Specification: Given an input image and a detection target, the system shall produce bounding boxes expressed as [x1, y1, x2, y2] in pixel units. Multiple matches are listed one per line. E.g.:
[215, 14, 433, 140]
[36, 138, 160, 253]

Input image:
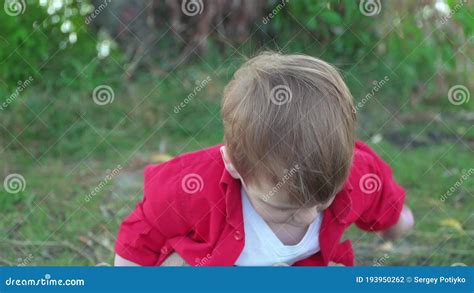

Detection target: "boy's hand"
[379, 205, 414, 240]
[160, 252, 190, 266]
[273, 262, 345, 266]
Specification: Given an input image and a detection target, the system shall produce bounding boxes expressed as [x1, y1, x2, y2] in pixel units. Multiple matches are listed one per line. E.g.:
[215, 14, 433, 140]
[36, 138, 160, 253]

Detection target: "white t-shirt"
[235, 187, 322, 266]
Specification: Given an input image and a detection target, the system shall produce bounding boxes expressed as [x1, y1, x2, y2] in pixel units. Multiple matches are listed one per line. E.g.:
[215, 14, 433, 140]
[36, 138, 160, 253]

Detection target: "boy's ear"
[220, 146, 241, 179]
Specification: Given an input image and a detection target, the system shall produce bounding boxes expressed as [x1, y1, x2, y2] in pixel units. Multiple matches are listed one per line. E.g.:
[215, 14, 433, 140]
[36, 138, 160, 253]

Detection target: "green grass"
[346, 142, 474, 266]
[2, 141, 472, 266]
[1, 60, 473, 266]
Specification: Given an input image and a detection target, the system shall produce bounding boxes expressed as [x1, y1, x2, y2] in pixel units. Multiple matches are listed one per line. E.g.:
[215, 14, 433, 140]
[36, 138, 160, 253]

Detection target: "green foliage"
[265, 0, 473, 111]
[268, 0, 378, 58]
[0, 0, 121, 94]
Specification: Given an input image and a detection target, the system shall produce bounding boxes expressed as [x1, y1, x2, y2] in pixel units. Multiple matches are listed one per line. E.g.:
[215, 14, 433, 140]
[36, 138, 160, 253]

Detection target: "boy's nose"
[293, 208, 319, 225]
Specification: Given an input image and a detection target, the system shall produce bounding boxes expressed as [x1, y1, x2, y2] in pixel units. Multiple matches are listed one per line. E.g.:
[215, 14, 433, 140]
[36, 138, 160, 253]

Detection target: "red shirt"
[115, 141, 406, 266]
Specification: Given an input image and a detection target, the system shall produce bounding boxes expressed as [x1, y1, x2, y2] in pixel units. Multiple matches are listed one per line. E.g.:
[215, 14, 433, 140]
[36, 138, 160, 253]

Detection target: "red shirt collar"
[219, 166, 243, 228]
[329, 180, 354, 224]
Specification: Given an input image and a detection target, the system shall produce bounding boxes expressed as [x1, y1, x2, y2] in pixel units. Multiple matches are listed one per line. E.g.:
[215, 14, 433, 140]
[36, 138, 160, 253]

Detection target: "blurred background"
[0, 0, 473, 266]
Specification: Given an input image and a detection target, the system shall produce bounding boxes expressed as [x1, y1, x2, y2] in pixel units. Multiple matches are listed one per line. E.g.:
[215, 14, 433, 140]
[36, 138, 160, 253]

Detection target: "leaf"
[320, 10, 343, 25]
[150, 153, 173, 163]
[306, 17, 318, 30]
[376, 241, 394, 252]
[439, 218, 464, 233]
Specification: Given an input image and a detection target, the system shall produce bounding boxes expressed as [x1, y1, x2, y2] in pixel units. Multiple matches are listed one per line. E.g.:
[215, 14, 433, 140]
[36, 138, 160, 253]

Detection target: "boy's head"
[220, 52, 356, 225]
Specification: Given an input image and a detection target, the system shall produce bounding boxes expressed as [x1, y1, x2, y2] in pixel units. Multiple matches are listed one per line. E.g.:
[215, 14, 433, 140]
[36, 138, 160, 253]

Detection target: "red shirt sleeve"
[354, 142, 406, 232]
[115, 162, 190, 266]
[115, 201, 168, 266]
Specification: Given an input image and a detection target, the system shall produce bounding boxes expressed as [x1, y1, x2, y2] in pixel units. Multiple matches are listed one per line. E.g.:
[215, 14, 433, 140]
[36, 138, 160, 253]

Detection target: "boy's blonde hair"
[221, 52, 356, 206]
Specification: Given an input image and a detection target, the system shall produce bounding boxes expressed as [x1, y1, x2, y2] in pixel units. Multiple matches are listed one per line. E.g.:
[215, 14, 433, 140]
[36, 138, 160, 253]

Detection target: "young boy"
[114, 52, 414, 266]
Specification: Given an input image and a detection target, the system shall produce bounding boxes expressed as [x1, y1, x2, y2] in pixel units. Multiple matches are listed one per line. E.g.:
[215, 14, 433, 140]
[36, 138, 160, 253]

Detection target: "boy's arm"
[353, 141, 411, 236]
[379, 205, 414, 240]
[115, 163, 192, 266]
[114, 254, 140, 266]
[114, 252, 189, 266]
[159, 252, 190, 266]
